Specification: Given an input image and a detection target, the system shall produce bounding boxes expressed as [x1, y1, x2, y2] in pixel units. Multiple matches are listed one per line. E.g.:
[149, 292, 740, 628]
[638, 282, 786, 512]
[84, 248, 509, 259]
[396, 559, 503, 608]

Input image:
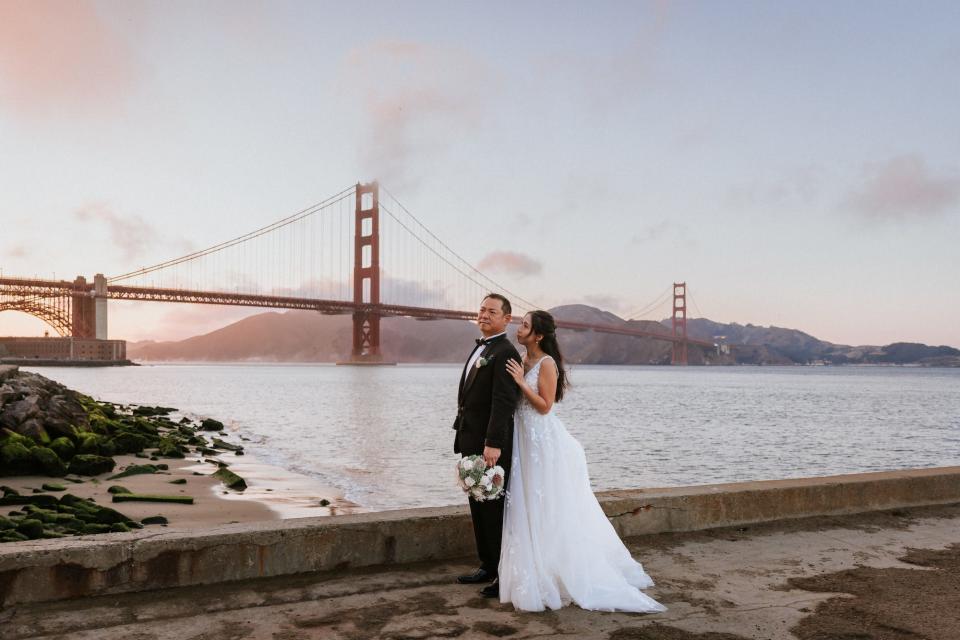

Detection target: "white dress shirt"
[466, 331, 506, 373]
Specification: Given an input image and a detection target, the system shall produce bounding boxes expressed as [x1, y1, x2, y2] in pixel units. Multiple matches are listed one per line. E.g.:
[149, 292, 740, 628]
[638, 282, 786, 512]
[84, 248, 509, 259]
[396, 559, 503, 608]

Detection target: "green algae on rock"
[112, 494, 195, 505]
[213, 466, 248, 491]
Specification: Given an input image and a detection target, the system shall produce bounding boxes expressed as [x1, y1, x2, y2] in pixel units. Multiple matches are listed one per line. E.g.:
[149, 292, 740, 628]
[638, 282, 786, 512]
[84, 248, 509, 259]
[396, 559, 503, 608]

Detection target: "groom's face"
[478, 297, 511, 337]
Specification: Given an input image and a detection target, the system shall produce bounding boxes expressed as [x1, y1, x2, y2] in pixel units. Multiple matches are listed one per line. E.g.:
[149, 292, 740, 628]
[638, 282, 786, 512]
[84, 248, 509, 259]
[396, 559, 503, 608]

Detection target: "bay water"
[24, 364, 960, 512]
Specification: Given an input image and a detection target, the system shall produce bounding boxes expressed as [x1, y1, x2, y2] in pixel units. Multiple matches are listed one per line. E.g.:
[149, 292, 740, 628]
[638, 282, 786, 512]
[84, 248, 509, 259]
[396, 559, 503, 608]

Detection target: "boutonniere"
[476, 355, 495, 369]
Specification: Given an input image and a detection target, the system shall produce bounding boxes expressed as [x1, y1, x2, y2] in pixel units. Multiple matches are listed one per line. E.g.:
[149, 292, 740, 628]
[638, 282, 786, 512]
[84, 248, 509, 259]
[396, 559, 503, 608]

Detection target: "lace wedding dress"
[499, 355, 666, 613]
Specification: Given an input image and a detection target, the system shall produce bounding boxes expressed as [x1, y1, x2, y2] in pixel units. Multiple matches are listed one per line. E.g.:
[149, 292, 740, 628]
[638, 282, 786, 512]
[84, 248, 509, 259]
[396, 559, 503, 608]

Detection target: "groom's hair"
[483, 293, 512, 315]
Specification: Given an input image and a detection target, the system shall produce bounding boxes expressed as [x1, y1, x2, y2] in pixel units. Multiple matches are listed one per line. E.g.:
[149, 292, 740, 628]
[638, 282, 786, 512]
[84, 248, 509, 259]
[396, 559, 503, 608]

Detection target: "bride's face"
[516, 313, 539, 347]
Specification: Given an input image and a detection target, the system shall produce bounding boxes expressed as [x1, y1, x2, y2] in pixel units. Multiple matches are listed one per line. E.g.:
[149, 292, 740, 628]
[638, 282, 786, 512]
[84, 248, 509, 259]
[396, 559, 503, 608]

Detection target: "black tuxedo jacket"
[452, 334, 521, 455]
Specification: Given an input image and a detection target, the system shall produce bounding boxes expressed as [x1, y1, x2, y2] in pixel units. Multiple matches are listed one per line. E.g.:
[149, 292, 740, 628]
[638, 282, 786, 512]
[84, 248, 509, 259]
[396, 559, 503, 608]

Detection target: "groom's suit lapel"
[462, 345, 489, 397]
[463, 334, 505, 397]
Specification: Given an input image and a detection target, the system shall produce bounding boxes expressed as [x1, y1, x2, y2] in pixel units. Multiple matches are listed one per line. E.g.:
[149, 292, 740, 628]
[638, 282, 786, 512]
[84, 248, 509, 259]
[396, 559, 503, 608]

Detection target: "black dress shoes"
[456, 568, 496, 584]
[480, 579, 500, 598]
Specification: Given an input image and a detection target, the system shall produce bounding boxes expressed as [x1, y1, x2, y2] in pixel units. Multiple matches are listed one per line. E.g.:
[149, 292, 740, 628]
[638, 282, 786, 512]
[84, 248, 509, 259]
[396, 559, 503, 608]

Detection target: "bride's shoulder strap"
[538, 354, 557, 373]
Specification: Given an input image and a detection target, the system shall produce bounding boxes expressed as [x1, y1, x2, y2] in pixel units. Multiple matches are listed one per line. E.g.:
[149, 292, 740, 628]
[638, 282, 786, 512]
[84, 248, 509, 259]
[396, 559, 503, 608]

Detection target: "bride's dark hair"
[528, 310, 569, 402]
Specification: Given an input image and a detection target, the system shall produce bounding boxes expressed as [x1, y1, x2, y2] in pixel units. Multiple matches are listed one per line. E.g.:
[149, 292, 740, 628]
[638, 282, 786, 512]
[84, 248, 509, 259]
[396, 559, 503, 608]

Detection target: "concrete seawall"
[2, 466, 959, 607]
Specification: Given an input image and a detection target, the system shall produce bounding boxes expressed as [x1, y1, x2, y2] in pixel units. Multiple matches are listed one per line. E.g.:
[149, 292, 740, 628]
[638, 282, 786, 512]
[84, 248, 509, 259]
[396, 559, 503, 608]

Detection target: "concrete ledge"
[2, 466, 959, 606]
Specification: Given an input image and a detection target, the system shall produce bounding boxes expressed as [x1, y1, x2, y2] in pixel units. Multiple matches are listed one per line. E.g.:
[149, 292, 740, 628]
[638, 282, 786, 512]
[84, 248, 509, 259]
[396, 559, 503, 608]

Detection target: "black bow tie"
[475, 338, 488, 346]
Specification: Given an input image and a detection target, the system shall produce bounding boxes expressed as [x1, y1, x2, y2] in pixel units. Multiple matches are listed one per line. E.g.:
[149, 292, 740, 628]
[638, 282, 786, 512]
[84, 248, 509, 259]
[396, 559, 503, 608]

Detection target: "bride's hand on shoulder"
[505, 358, 525, 385]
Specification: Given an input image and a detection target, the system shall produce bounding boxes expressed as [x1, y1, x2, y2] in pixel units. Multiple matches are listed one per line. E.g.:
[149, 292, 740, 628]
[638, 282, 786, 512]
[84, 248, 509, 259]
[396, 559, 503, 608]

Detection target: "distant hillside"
[126, 306, 959, 366]
[664, 318, 960, 366]
[127, 305, 720, 365]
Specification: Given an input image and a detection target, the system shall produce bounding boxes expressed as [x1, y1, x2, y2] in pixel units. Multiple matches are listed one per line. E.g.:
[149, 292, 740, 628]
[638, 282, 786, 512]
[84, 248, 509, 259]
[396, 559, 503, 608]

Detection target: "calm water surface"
[25, 364, 960, 511]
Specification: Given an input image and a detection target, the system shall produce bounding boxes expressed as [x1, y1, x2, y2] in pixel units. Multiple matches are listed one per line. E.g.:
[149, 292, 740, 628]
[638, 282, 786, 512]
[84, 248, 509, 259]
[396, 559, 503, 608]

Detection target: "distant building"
[0, 337, 127, 362]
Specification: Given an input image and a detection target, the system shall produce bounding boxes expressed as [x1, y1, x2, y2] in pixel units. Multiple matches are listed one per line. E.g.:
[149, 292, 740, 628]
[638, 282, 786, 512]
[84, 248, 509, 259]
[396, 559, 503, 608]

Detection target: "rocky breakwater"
[0, 365, 248, 543]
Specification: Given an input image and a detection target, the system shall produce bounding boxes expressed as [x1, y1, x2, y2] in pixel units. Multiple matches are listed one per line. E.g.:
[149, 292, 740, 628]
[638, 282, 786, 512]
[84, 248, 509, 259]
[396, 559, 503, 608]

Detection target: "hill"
[127, 306, 959, 366]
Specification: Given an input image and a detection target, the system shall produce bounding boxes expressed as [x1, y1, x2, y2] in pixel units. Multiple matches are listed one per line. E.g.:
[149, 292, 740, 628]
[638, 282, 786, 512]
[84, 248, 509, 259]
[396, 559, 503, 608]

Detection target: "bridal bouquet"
[456, 455, 505, 501]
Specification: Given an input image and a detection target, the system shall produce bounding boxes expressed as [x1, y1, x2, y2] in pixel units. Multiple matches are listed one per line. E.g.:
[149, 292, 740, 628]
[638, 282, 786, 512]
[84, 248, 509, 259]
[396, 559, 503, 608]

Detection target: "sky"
[1, 0, 959, 347]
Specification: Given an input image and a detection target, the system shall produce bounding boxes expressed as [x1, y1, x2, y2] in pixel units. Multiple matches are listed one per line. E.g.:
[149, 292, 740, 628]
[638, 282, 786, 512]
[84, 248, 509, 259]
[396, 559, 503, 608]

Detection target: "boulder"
[200, 418, 225, 431]
[157, 437, 185, 458]
[109, 431, 149, 454]
[213, 466, 247, 491]
[67, 454, 116, 477]
[0, 441, 34, 475]
[15, 518, 43, 539]
[49, 437, 76, 461]
[30, 447, 67, 476]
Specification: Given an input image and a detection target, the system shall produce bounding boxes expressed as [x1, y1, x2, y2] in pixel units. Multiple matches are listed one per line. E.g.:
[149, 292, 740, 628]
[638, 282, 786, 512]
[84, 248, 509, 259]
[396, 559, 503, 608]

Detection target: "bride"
[499, 310, 666, 613]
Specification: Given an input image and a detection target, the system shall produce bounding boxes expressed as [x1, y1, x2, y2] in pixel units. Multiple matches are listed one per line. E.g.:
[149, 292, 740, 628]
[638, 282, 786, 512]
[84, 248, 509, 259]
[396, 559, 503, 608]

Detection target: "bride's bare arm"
[505, 358, 557, 415]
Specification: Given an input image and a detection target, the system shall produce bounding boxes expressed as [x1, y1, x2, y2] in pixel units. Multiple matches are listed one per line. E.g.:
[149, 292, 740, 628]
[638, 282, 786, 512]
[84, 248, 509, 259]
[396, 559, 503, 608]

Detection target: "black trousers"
[469, 495, 505, 574]
[465, 447, 512, 575]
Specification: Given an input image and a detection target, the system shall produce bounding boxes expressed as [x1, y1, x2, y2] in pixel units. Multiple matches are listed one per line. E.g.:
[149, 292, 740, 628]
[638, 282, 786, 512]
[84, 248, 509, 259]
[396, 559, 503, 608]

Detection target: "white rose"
[473, 457, 486, 471]
[464, 476, 476, 488]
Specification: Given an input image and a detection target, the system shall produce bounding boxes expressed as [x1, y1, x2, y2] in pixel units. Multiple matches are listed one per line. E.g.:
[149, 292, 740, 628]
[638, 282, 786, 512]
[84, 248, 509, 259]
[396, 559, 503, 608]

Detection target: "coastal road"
[3, 504, 959, 640]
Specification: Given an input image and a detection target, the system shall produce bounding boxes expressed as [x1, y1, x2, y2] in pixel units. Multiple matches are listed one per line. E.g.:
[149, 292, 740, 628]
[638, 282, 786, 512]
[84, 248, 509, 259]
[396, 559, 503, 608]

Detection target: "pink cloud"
[476, 251, 542, 277]
[340, 40, 494, 190]
[4, 245, 27, 259]
[842, 155, 960, 220]
[0, 1, 135, 116]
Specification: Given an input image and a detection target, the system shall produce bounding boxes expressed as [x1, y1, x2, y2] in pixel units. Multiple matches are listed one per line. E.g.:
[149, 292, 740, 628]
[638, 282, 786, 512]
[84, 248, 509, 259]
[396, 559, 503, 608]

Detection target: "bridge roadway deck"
[1, 277, 714, 347]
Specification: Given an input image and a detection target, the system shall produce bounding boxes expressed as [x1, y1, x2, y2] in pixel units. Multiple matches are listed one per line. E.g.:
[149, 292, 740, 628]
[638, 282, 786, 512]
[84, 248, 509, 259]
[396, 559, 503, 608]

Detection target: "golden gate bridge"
[0, 182, 713, 364]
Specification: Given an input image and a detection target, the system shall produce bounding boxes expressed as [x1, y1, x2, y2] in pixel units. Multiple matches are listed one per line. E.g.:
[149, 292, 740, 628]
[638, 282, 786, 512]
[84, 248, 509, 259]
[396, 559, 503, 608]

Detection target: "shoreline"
[2, 448, 361, 532]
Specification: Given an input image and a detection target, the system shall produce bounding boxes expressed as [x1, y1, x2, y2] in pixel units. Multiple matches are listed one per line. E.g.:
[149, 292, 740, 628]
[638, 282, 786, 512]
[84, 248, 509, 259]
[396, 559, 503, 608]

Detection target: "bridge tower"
[349, 182, 383, 362]
[70, 274, 109, 339]
[671, 282, 688, 365]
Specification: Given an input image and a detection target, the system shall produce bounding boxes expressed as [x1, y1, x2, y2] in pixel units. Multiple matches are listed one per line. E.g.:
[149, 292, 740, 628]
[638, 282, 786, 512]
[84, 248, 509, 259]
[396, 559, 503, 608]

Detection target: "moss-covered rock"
[109, 431, 149, 454]
[107, 464, 159, 480]
[141, 515, 168, 525]
[112, 493, 194, 505]
[0, 515, 15, 530]
[80, 523, 111, 535]
[0, 441, 35, 475]
[133, 405, 176, 416]
[31, 447, 67, 477]
[16, 518, 43, 539]
[211, 437, 243, 452]
[200, 418, 225, 431]
[49, 436, 76, 461]
[213, 466, 247, 491]
[41, 483, 66, 492]
[0, 493, 58, 507]
[157, 437, 185, 458]
[1, 530, 29, 542]
[67, 454, 116, 477]
[107, 485, 131, 494]
[77, 433, 103, 455]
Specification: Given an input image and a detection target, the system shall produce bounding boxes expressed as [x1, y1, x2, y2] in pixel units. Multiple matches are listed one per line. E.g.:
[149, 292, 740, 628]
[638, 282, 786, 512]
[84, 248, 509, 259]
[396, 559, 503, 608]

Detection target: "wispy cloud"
[340, 40, 495, 191]
[0, 1, 137, 117]
[476, 250, 542, 277]
[632, 220, 687, 244]
[74, 203, 191, 262]
[841, 154, 960, 220]
[725, 165, 826, 211]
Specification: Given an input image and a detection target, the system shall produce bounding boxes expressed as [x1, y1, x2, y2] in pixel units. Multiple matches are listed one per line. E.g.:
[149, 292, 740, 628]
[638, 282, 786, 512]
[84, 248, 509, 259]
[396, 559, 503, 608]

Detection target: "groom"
[453, 293, 521, 597]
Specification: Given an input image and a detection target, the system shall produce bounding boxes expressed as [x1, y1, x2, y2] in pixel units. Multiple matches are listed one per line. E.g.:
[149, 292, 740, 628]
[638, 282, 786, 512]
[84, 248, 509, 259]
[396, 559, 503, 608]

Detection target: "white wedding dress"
[499, 355, 666, 613]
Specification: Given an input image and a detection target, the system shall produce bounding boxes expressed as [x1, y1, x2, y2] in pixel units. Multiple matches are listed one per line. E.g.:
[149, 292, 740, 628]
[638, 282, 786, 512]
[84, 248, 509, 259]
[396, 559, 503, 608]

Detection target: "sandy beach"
[2, 451, 359, 533]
